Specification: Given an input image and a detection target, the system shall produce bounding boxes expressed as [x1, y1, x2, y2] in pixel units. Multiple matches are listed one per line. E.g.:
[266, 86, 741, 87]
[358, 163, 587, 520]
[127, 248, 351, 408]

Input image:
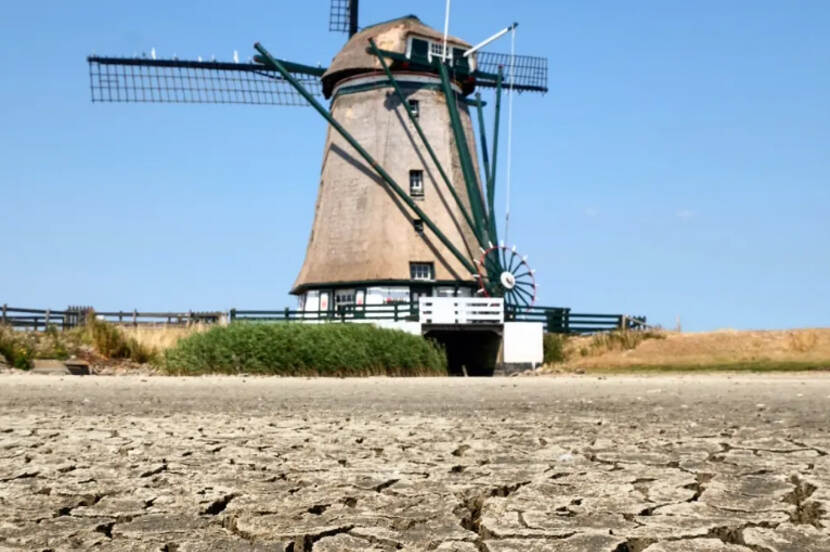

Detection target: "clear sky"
[1, 1, 828, 331]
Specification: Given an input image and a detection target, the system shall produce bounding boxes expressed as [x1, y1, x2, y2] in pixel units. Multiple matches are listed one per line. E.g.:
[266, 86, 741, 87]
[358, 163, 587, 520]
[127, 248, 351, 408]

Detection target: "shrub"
[75, 315, 157, 363]
[163, 322, 447, 376]
[543, 333, 568, 364]
[0, 326, 34, 370]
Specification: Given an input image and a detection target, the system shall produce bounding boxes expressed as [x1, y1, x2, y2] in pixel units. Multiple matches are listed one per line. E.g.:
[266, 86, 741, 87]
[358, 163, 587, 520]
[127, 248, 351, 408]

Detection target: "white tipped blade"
[531, 269, 536, 274]
[522, 255, 528, 262]
[511, 245, 517, 252]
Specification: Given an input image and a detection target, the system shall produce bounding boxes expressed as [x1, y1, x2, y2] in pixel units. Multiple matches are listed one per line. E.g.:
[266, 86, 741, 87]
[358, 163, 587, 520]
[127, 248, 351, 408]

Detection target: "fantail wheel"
[476, 243, 537, 310]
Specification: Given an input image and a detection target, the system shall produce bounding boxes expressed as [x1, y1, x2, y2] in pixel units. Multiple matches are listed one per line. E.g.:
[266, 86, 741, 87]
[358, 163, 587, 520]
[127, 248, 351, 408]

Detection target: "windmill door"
[410, 285, 432, 305]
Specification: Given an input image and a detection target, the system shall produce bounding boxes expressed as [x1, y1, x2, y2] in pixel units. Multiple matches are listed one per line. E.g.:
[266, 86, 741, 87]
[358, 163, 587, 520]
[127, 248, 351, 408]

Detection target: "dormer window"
[407, 37, 456, 64]
[429, 41, 451, 62]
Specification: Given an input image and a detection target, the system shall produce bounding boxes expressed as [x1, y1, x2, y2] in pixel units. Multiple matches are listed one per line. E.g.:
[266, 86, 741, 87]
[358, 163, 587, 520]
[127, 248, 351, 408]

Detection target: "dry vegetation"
[0, 321, 204, 371]
[543, 328, 830, 373]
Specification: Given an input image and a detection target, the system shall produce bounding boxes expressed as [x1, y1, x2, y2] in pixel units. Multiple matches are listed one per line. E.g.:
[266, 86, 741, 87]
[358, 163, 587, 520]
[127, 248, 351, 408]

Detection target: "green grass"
[0, 327, 34, 370]
[543, 333, 568, 364]
[163, 322, 448, 376]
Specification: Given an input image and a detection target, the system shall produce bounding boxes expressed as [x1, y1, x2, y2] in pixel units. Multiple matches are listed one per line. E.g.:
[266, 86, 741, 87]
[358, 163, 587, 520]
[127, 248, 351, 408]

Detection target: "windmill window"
[334, 289, 356, 311]
[409, 38, 429, 63]
[408, 99, 420, 120]
[429, 41, 452, 62]
[410, 262, 434, 281]
[409, 170, 424, 198]
[413, 219, 424, 234]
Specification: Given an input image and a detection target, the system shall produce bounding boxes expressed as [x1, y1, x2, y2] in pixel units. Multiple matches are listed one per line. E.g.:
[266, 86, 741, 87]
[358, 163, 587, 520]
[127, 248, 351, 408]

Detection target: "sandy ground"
[1, 374, 829, 551]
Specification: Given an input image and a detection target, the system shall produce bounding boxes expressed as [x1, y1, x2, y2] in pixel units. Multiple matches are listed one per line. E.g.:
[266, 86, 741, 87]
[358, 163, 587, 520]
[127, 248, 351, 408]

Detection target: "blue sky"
[1, 1, 828, 331]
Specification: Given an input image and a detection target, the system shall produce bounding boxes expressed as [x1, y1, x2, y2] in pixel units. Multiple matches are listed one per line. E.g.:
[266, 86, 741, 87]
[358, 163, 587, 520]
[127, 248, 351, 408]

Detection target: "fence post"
[118, 311, 123, 324]
[284, 307, 289, 321]
[619, 315, 626, 331]
[45, 309, 50, 328]
[2, 304, 6, 324]
[187, 310, 193, 326]
[394, 303, 399, 321]
[230, 308, 236, 323]
[132, 309, 137, 327]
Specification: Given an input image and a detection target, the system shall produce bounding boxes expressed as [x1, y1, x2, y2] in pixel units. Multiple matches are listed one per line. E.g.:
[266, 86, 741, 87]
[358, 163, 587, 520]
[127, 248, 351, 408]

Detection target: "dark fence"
[507, 306, 648, 334]
[3, 303, 646, 335]
[1, 304, 224, 330]
[230, 304, 419, 324]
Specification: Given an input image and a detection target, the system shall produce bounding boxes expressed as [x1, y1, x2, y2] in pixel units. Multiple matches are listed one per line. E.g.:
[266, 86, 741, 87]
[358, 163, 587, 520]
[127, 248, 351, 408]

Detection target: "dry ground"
[549, 329, 830, 373]
[1, 374, 829, 551]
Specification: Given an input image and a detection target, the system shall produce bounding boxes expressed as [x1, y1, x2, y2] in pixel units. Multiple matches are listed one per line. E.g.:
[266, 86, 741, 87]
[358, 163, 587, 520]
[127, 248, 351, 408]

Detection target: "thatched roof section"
[321, 15, 471, 98]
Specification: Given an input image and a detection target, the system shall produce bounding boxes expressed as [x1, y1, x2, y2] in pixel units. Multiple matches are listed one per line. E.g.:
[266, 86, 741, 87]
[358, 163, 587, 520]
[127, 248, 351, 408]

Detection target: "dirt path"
[1, 374, 829, 551]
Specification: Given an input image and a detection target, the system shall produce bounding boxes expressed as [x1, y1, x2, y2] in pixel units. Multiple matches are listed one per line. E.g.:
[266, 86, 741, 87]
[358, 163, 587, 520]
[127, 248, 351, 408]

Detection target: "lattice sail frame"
[87, 57, 323, 106]
[329, 0, 352, 33]
[475, 51, 548, 93]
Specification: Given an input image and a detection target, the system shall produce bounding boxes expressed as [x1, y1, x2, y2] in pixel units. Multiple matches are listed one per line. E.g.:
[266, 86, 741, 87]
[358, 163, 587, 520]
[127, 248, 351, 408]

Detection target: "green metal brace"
[367, 39, 481, 248]
[437, 62, 490, 248]
[489, 68, 504, 203]
[253, 42, 478, 277]
[474, 93, 499, 244]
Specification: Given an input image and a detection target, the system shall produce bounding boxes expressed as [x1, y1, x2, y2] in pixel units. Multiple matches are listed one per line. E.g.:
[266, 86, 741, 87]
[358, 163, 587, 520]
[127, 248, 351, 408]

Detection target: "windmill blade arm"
[87, 56, 324, 105]
[474, 51, 548, 93]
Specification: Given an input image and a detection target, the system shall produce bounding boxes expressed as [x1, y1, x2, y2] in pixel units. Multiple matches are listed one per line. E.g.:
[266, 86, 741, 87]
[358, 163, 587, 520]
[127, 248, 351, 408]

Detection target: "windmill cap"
[322, 15, 471, 98]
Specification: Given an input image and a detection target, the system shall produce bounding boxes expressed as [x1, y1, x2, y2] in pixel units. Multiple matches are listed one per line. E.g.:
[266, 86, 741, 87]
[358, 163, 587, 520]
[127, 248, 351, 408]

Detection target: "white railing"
[418, 297, 504, 325]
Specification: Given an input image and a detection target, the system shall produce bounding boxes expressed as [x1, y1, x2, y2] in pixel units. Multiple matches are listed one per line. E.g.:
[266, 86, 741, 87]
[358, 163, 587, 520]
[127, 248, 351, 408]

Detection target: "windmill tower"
[86, 0, 548, 314]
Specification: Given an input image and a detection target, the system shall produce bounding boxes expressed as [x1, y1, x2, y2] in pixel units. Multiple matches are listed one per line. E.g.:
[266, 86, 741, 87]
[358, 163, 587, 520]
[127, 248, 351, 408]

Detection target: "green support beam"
[437, 62, 490, 247]
[252, 55, 327, 77]
[367, 39, 481, 248]
[474, 93, 498, 243]
[489, 68, 504, 202]
[253, 42, 478, 277]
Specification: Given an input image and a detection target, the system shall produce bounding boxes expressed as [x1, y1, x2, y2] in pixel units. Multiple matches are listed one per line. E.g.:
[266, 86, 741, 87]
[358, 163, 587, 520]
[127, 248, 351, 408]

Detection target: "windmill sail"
[87, 56, 324, 106]
[475, 51, 548, 93]
[329, 0, 359, 36]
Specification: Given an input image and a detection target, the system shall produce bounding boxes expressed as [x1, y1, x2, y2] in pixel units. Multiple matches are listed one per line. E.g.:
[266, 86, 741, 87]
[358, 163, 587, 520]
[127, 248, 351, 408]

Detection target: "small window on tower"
[409, 170, 424, 198]
[413, 219, 424, 234]
[410, 262, 434, 281]
[408, 99, 420, 120]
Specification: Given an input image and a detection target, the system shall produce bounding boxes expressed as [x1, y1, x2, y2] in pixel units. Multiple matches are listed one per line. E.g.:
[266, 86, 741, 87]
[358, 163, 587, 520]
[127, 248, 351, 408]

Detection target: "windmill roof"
[321, 15, 471, 98]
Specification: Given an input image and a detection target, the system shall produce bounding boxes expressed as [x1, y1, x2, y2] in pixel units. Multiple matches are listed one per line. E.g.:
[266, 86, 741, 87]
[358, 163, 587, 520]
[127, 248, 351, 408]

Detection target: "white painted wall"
[503, 322, 544, 365]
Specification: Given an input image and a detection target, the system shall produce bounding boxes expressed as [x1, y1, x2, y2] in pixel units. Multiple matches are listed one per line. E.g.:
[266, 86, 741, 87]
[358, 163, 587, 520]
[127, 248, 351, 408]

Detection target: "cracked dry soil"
[1, 374, 829, 551]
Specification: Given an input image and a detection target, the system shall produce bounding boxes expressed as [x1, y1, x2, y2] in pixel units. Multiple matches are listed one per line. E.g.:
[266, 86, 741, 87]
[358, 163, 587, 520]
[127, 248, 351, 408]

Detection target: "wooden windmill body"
[294, 16, 483, 312]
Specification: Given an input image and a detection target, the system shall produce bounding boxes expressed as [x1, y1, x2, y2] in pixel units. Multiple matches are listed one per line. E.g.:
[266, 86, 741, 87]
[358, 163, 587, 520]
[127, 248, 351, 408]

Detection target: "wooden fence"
[3, 303, 647, 335]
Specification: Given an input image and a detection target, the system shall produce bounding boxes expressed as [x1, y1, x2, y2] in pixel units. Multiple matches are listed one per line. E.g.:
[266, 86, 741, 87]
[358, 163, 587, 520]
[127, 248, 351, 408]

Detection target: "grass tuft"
[163, 322, 447, 377]
[587, 329, 666, 355]
[75, 315, 157, 363]
[543, 333, 568, 364]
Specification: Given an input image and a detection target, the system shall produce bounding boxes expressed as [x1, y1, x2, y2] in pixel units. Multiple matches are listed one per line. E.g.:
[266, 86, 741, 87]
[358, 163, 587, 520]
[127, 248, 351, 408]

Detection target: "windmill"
[86, 0, 548, 314]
